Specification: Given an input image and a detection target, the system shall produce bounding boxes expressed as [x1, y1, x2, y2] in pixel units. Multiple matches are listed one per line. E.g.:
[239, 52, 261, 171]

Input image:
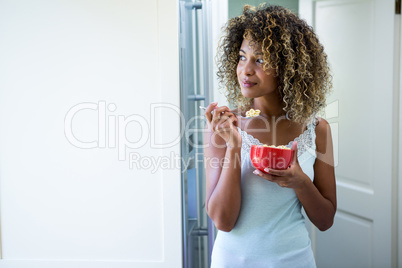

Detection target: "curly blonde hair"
[216, 4, 333, 124]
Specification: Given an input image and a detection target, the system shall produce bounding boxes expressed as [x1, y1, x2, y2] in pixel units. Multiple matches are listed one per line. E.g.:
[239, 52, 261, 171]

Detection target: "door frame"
[397, 8, 402, 268]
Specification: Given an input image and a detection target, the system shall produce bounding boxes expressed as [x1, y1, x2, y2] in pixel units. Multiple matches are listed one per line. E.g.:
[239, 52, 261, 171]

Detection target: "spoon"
[199, 106, 253, 119]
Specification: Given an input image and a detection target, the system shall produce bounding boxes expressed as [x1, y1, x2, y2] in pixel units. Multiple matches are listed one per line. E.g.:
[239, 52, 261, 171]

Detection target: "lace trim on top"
[237, 118, 317, 163]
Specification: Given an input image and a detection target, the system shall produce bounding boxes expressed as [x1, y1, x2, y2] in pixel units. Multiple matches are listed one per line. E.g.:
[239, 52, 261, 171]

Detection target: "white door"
[0, 1, 182, 267]
[299, 0, 397, 267]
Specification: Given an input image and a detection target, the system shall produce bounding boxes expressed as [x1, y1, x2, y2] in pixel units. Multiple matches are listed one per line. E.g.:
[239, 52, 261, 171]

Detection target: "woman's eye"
[257, 59, 264, 64]
[238, 55, 245, 61]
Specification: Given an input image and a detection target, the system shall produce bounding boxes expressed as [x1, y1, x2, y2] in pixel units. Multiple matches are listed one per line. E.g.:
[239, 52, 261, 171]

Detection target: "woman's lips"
[241, 82, 257, 88]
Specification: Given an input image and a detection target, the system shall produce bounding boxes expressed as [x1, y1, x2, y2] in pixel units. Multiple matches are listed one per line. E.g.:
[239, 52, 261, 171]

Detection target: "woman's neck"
[253, 96, 286, 119]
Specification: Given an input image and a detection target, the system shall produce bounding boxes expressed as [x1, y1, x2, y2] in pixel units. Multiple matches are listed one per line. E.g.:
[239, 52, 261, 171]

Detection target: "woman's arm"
[294, 117, 337, 231]
[203, 104, 242, 232]
[252, 117, 337, 231]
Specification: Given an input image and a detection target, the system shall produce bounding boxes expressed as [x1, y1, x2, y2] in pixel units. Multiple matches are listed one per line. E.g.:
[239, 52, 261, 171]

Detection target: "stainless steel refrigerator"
[179, 1, 215, 267]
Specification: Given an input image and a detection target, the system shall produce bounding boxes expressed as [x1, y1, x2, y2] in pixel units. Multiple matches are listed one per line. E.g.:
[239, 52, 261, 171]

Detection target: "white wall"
[212, 0, 229, 107]
[0, 0, 182, 267]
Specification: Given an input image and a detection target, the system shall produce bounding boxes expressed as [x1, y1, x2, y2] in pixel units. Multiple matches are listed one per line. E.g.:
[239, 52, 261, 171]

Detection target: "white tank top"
[211, 117, 318, 268]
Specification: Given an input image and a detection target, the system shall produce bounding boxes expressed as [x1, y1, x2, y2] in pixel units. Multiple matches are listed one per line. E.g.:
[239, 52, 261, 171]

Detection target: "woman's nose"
[243, 61, 255, 76]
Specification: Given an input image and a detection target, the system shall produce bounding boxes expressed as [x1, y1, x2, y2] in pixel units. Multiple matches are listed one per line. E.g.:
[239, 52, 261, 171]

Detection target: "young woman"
[203, 5, 336, 267]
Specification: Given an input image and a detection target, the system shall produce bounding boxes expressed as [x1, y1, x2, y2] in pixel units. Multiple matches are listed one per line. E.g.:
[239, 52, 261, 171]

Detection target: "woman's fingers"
[216, 111, 235, 125]
[253, 169, 273, 179]
[204, 104, 239, 143]
[204, 102, 218, 123]
[230, 112, 239, 127]
[253, 169, 290, 187]
[204, 103, 236, 125]
[211, 106, 230, 125]
[211, 109, 234, 130]
[291, 140, 298, 164]
[262, 168, 285, 176]
[216, 114, 239, 136]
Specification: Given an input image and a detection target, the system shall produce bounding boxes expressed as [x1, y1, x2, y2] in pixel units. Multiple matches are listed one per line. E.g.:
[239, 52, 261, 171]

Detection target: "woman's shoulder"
[314, 117, 332, 154]
[314, 117, 330, 132]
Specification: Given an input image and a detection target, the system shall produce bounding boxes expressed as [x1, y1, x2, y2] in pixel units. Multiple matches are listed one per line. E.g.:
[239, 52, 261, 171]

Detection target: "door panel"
[316, 211, 372, 267]
[0, 0, 182, 267]
[299, 0, 395, 267]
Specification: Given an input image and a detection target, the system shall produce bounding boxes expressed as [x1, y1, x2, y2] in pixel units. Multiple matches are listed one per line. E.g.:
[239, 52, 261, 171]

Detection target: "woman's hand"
[253, 141, 309, 189]
[204, 102, 241, 149]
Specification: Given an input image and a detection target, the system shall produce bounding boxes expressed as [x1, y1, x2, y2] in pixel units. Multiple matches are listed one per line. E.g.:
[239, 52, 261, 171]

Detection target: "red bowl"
[250, 145, 294, 171]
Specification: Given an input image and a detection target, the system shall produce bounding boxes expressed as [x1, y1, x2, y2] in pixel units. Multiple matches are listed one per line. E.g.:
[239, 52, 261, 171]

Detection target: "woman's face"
[236, 39, 278, 99]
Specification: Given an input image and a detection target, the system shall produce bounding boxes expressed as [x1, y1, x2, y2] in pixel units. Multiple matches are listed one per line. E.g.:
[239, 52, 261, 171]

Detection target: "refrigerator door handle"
[191, 227, 209, 236]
